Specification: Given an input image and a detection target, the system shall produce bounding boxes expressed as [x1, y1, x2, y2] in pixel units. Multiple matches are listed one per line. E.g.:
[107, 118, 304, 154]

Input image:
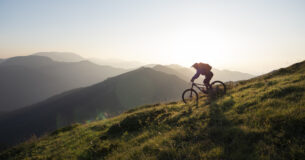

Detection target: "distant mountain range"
[0, 55, 126, 111]
[32, 52, 255, 81]
[152, 64, 255, 82]
[89, 58, 146, 69]
[0, 67, 188, 146]
[32, 51, 145, 69]
[0, 52, 255, 112]
[33, 52, 85, 62]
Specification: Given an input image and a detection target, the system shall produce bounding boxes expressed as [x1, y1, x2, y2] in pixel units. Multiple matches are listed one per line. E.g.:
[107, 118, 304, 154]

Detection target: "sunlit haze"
[1, 0, 305, 74]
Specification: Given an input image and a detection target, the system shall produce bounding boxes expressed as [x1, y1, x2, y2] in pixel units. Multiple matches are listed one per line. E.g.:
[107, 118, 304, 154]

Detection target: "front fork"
[190, 83, 195, 97]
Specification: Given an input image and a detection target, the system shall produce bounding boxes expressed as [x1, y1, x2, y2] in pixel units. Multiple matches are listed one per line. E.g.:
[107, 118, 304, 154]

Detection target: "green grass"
[1, 61, 305, 160]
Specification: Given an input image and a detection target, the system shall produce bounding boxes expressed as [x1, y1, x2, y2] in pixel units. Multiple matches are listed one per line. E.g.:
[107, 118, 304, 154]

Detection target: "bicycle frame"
[182, 81, 226, 105]
[191, 83, 209, 94]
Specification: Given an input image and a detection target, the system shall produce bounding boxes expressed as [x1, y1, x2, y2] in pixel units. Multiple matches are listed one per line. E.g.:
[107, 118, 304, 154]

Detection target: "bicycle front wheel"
[211, 81, 226, 97]
[182, 89, 198, 105]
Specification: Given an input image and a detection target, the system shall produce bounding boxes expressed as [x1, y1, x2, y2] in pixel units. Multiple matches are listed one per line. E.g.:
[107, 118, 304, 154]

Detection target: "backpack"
[198, 62, 212, 71]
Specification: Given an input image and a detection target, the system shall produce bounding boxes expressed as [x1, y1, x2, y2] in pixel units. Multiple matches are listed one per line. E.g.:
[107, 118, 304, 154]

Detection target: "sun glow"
[170, 29, 229, 67]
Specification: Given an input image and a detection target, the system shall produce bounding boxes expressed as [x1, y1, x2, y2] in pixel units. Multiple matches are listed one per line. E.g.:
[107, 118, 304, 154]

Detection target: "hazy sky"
[1, 0, 305, 74]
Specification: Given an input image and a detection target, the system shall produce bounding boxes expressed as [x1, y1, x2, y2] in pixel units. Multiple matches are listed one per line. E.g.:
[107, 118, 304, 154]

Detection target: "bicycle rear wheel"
[182, 89, 198, 105]
[211, 81, 226, 97]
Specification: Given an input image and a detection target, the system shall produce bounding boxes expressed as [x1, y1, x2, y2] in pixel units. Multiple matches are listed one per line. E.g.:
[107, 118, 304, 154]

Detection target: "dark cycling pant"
[204, 71, 213, 89]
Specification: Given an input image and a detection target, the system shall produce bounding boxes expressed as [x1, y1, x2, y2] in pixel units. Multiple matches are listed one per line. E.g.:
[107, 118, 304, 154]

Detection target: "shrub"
[107, 109, 165, 135]
[235, 101, 257, 114]
[50, 123, 80, 136]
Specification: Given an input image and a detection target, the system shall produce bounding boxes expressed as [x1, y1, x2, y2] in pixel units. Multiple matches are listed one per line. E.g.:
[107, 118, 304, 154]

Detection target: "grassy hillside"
[1, 61, 304, 160]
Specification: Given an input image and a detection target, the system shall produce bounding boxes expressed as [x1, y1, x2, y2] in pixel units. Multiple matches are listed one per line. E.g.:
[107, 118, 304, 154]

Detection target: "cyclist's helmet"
[192, 63, 199, 69]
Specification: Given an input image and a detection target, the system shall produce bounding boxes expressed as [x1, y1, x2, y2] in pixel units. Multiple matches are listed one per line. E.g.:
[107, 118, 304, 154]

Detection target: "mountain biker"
[191, 62, 213, 91]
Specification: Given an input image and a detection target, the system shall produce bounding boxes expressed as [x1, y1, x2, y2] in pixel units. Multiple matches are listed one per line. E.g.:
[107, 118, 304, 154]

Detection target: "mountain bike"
[182, 81, 226, 105]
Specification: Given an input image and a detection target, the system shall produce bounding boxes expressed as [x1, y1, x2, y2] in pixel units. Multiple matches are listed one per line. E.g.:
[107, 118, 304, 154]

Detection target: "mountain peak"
[0, 55, 54, 66]
[33, 52, 84, 62]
